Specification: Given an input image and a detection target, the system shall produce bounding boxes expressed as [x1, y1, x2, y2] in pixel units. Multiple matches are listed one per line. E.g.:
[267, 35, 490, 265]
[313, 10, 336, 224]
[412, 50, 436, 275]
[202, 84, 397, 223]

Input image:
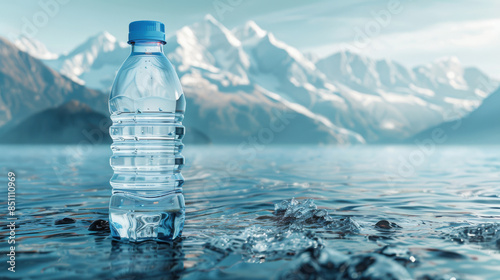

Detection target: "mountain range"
[5, 15, 500, 144]
[0, 37, 107, 137]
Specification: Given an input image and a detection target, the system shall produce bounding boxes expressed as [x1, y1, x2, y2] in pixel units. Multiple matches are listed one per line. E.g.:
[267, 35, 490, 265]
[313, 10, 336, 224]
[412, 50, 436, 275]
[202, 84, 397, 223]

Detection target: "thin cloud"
[305, 18, 500, 77]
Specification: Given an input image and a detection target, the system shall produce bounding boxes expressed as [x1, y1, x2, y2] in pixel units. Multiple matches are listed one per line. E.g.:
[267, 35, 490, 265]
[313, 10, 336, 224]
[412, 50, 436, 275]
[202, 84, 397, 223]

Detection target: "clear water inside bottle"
[108, 41, 186, 242]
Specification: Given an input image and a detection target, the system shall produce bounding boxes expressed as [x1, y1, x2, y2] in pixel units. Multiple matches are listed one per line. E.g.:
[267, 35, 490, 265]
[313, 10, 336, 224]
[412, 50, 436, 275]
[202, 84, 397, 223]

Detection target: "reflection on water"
[108, 241, 184, 280]
[0, 145, 500, 279]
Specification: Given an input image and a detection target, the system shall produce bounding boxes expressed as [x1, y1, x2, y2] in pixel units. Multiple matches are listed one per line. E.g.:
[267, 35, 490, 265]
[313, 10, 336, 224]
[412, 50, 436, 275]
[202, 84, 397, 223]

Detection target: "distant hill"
[411, 87, 500, 144]
[0, 100, 110, 144]
[0, 100, 211, 144]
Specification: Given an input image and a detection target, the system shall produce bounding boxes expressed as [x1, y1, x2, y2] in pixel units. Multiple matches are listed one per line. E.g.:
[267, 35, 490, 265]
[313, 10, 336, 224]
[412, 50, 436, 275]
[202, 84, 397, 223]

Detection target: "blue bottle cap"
[128, 20, 166, 44]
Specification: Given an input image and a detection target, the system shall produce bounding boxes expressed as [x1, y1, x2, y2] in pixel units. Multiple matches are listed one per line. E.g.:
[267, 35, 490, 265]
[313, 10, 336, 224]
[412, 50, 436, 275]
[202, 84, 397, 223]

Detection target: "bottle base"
[109, 192, 185, 242]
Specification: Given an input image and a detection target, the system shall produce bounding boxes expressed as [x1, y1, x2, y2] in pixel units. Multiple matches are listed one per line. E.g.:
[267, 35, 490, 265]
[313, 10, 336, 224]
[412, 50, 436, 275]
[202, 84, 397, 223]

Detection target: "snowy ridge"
[14, 35, 59, 60]
[43, 31, 128, 89]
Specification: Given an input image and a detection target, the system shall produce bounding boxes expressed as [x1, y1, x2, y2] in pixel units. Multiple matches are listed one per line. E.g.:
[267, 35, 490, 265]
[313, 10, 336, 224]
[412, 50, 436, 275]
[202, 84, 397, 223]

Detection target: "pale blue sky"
[1, 0, 500, 76]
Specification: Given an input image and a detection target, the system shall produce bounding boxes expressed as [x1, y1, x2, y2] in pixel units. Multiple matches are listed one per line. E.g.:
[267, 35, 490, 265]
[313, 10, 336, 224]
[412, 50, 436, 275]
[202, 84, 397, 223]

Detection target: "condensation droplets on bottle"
[108, 20, 186, 242]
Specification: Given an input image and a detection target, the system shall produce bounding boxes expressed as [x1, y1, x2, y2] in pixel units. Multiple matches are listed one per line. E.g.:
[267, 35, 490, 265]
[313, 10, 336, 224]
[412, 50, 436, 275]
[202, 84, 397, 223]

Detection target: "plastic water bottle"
[108, 21, 186, 242]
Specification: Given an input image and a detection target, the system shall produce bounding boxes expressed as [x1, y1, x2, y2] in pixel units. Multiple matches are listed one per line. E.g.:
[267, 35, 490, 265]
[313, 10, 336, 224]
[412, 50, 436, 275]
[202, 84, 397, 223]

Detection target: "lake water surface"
[1, 145, 500, 279]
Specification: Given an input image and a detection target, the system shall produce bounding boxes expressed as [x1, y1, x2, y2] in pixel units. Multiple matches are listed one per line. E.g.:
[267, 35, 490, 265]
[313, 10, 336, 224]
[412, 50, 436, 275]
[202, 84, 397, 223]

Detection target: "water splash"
[205, 199, 363, 261]
[445, 223, 500, 250]
[206, 199, 344, 262]
[274, 198, 361, 232]
[205, 226, 323, 262]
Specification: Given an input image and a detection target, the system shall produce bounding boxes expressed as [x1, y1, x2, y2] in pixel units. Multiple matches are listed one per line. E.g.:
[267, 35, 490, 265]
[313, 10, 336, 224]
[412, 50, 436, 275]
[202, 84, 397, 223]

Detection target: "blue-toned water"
[1, 145, 500, 279]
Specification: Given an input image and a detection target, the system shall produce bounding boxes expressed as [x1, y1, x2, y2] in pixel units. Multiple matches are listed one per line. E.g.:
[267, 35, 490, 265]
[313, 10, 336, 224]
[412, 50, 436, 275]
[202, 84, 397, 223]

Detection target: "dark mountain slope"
[411, 87, 500, 144]
[0, 37, 107, 135]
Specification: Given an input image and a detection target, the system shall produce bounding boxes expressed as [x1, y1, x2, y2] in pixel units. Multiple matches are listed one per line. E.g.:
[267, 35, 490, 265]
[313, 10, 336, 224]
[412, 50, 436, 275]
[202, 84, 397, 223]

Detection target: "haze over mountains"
[5, 15, 499, 144]
[412, 87, 500, 144]
[0, 37, 106, 137]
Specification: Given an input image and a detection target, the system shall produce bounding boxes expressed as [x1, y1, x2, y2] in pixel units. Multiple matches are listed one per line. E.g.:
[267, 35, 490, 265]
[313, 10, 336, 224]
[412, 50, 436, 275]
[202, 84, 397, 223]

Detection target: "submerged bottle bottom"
[109, 191, 185, 242]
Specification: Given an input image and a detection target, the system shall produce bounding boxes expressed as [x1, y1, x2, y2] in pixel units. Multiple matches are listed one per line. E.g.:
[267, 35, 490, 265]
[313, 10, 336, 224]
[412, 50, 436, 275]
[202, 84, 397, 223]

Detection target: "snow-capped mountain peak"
[68, 31, 120, 56]
[245, 21, 266, 37]
[166, 15, 250, 83]
[414, 56, 468, 90]
[196, 14, 241, 47]
[249, 31, 317, 73]
[42, 30, 129, 88]
[92, 30, 116, 43]
[14, 35, 58, 60]
[233, 20, 267, 44]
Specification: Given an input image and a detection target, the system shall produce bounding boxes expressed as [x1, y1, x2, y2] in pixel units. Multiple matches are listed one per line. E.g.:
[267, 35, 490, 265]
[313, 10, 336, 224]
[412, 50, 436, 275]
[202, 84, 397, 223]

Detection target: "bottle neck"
[131, 40, 164, 55]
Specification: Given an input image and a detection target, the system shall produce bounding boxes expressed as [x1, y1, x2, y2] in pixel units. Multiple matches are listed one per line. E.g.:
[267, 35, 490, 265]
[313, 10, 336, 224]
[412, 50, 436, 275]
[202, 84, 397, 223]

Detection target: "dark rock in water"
[279, 247, 348, 280]
[417, 276, 435, 280]
[88, 219, 110, 232]
[496, 239, 500, 249]
[417, 274, 461, 280]
[368, 235, 393, 241]
[280, 248, 412, 280]
[375, 220, 401, 230]
[55, 217, 76, 225]
[375, 245, 417, 266]
[369, 221, 401, 242]
[424, 248, 466, 260]
[375, 220, 391, 229]
[338, 253, 412, 280]
[273, 198, 360, 233]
